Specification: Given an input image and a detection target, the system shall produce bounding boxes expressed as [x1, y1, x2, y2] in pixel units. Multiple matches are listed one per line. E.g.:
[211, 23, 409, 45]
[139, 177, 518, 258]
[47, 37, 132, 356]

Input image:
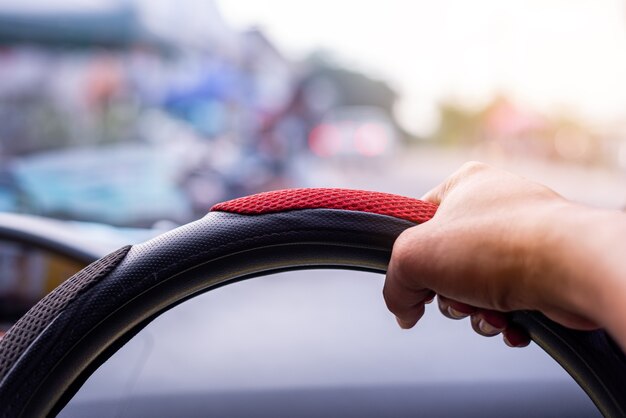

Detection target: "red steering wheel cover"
[211, 188, 438, 224]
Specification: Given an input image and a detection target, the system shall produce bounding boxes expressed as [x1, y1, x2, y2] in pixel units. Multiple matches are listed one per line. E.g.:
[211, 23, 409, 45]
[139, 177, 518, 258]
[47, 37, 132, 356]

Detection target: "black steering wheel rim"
[0, 189, 624, 417]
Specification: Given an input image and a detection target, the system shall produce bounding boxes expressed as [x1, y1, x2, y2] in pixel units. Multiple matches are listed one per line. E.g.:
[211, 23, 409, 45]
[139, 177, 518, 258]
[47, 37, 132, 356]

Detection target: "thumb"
[421, 180, 449, 205]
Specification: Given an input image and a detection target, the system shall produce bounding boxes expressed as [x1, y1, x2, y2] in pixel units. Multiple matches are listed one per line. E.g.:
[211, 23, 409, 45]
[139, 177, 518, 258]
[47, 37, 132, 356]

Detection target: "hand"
[383, 162, 605, 347]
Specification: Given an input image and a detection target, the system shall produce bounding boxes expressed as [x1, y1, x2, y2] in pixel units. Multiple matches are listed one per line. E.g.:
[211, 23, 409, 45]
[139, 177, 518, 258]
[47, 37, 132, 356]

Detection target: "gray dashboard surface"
[60, 270, 599, 417]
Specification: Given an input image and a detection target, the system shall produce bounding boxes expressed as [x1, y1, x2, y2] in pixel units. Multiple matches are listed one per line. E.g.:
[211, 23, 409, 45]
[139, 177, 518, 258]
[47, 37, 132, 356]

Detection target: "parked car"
[308, 106, 398, 160]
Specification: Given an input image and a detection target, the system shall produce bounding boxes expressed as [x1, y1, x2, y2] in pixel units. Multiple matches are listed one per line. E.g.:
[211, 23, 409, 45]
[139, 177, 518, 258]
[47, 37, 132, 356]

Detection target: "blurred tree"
[433, 101, 483, 146]
[432, 95, 605, 165]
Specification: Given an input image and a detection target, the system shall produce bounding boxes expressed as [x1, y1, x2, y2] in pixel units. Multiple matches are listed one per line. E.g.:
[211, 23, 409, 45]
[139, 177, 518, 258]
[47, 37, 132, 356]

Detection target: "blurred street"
[310, 147, 626, 208]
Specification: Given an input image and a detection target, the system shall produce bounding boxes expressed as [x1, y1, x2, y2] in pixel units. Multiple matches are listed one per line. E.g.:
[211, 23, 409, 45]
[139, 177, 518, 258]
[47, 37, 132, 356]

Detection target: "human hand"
[383, 162, 602, 347]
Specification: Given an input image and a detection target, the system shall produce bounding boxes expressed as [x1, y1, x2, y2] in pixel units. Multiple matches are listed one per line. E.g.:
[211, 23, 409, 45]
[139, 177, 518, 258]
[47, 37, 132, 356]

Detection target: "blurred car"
[8, 144, 193, 227]
[308, 106, 398, 160]
[0, 169, 21, 213]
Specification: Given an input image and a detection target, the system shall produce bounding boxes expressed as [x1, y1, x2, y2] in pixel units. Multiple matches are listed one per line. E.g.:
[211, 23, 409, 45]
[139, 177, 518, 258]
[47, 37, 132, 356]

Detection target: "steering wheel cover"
[0, 189, 624, 417]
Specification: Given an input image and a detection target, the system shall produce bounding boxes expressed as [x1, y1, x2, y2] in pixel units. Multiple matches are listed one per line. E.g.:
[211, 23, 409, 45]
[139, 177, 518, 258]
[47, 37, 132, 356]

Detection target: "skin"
[383, 161, 626, 351]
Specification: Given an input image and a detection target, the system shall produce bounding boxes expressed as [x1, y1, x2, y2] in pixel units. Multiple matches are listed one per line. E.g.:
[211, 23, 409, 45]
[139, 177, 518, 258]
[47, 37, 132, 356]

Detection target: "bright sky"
[217, 0, 626, 135]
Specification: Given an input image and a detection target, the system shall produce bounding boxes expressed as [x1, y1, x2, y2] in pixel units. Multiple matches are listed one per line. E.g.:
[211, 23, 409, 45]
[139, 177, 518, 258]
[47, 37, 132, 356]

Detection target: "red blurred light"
[308, 124, 343, 157]
[354, 123, 389, 156]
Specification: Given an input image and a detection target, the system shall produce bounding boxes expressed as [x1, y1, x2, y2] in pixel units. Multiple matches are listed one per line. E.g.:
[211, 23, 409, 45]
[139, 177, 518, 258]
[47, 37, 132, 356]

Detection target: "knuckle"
[382, 286, 402, 315]
[385, 232, 416, 314]
[381, 286, 394, 310]
[382, 275, 400, 309]
[391, 229, 415, 263]
[390, 229, 420, 281]
[459, 160, 489, 175]
[488, 282, 515, 312]
[390, 224, 440, 285]
[440, 161, 491, 197]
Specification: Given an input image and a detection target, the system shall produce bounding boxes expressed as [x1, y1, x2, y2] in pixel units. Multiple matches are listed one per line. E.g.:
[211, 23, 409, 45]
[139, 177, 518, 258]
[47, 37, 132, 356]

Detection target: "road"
[307, 147, 626, 208]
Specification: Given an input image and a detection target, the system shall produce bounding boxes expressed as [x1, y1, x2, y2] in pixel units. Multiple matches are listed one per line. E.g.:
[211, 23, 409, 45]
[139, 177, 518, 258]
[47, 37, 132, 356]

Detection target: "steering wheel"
[0, 188, 624, 417]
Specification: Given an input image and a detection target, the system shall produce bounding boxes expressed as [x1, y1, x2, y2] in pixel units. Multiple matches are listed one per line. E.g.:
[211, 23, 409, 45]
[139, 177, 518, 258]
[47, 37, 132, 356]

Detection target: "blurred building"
[0, 1, 301, 225]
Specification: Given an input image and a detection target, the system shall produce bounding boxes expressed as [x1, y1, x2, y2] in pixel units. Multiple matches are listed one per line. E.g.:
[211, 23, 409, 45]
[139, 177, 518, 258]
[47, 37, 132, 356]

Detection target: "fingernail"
[503, 334, 514, 347]
[447, 306, 468, 319]
[503, 330, 531, 348]
[478, 318, 502, 335]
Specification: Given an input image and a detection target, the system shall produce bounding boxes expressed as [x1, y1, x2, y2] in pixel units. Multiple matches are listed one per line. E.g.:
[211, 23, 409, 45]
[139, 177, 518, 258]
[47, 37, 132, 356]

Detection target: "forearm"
[543, 204, 626, 350]
[583, 210, 626, 351]
[601, 270, 626, 351]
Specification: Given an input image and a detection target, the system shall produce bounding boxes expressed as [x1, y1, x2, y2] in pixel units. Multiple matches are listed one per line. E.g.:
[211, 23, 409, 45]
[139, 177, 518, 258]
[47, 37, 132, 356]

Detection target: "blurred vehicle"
[0, 169, 21, 212]
[8, 144, 192, 226]
[0, 3, 302, 226]
[308, 106, 397, 160]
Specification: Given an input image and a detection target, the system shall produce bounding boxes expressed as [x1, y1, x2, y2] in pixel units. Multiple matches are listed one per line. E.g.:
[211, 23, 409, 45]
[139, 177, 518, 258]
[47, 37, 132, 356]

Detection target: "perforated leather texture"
[211, 188, 438, 224]
[0, 245, 130, 383]
[0, 210, 416, 417]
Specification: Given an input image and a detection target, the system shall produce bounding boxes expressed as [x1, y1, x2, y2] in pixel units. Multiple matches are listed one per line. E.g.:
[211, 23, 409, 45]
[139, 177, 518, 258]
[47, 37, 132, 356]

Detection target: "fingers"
[503, 326, 531, 348]
[438, 295, 530, 347]
[439, 295, 506, 336]
[383, 277, 434, 329]
[421, 182, 447, 205]
[395, 304, 426, 329]
[470, 311, 507, 337]
[384, 230, 436, 329]
[437, 295, 476, 319]
[388, 288, 531, 347]
[385, 226, 522, 346]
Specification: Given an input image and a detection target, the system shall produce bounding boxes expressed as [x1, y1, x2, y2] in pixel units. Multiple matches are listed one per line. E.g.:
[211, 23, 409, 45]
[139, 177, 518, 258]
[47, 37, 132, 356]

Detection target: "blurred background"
[0, 1, 625, 415]
[1, 0, 625, 224]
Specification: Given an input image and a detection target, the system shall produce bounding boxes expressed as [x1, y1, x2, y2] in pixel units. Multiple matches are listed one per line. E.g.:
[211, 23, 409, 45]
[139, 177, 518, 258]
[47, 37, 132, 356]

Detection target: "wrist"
[577, 208, 626, 347]
[535, 202, 626, 335]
